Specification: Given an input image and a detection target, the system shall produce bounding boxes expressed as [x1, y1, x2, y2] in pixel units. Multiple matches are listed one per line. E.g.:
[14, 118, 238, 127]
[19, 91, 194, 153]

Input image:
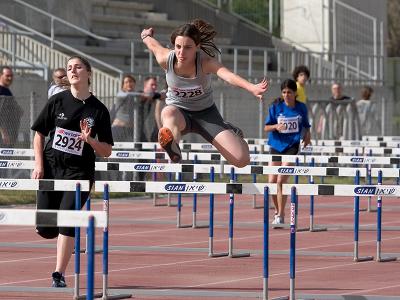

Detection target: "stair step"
[93, 7, 168, 20]
[91, 14, 183, 29]
[92, 0, 154, 12]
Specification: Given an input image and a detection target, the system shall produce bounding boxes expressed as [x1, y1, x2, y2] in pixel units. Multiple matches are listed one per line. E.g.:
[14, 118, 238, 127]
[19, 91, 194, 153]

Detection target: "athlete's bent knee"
[231, 156, 250, 168]
[36, 226, 59, 239]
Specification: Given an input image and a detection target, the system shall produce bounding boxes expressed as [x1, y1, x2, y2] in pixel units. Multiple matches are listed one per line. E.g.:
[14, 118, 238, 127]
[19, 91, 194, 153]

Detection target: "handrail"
[0, 14, 123, 76]
[13, 0, 110, 42]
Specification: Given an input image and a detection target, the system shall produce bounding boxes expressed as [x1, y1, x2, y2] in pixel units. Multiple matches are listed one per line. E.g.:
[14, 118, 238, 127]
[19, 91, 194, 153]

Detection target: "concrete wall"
[281, 0, 329, 52]
[281, 0, 387, 54]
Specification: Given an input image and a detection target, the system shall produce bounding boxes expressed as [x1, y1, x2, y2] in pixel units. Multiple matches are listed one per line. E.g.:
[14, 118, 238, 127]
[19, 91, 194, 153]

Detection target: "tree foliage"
[387, 0, 400, 57]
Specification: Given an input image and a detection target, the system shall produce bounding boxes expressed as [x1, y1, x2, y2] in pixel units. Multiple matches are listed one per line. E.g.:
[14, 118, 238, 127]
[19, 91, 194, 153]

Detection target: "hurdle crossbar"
[0, 179, 90, 191]
[0, 209, 107, 227]
[94, 181, 400, 196]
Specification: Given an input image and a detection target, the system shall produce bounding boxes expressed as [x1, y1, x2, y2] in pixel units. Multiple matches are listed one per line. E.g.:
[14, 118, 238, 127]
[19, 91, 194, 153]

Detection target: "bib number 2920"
[277, 116, 299, 134]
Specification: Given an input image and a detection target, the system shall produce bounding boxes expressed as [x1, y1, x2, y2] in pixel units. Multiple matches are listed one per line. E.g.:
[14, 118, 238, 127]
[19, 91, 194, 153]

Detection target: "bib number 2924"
[52, 127, 83, 156]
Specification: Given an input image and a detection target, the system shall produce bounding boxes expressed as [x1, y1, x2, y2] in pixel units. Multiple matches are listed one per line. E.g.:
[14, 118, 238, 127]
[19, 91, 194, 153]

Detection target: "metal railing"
[1, 0, 386, 97]
[0, 20, 121, 98]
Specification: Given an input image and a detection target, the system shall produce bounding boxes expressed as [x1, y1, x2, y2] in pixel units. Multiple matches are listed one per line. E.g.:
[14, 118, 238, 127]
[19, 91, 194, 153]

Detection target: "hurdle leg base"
[377, 256, 397, 262]
[80, 248, 103, 254]
[178, 224, 192, 228]
[354, 255, 374, 262]
[271, 296, 289, 300]
[209, 252, 229, 258]
[75, 292, 103, 299]
[192, 224, 209, 229]
[103, 293, 132, 300]
[297, 227, 310, 232]
[229, 252, 251, 258]
[310, 226, 328, 232]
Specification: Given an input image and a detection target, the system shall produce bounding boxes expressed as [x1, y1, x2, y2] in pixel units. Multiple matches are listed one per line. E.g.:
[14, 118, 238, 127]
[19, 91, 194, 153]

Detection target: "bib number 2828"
[52, 127, 83, 156]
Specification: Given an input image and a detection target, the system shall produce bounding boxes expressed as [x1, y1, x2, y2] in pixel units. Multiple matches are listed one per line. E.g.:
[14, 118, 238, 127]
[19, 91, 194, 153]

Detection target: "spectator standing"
[0, 66, 23, 147]
[111, 74, 138, 142]
[356, 85, 376, 136]
[292, 65, 310, 103]
[141, 19, 268, 166]
[330, 82, 351, 101]
[48, 68, 70, 98]
[264, 79, 311, 226]
[31, 56, 113, 288]
[141, 76, 166, 142]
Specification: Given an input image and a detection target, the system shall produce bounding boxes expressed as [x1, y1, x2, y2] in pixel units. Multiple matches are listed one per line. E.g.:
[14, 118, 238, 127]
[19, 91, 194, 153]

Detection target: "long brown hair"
[170, 19, 220, 57]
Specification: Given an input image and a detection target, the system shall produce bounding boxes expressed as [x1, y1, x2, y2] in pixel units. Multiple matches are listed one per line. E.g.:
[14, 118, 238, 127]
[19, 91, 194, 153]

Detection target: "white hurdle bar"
[94, 181, 400, 196]
[3, 160, 399, 177]
[112, 140, 400, 149]
[0, 179, 90, 191]
[0, 209, 106, 227]
[362, 135, 400, 142]
[3, 146, 400, 159]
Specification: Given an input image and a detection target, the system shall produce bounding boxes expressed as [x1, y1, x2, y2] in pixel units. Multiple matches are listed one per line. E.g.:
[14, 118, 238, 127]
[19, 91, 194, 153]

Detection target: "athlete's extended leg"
[159, 106, 186, 163]
[212, 129, 249, 168]
[55, 234, 74, 274]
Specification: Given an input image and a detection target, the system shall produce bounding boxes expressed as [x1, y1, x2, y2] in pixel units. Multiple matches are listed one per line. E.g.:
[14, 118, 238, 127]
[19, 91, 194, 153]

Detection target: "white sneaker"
[271, 215, 284, 226]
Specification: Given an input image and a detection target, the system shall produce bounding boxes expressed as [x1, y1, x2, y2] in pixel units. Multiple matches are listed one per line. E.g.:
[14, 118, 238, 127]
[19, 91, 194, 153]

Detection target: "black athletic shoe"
[158, 127, 182, 163]
[224, 121, 244, 139]
[52, 271, 67, 288]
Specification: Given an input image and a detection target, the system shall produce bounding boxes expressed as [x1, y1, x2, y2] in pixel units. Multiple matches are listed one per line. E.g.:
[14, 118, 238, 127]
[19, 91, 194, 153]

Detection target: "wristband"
[141, 34, 152, 40]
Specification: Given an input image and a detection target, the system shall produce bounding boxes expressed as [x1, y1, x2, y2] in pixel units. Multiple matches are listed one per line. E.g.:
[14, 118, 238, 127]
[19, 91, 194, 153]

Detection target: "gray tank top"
[165, 50, 213, 111]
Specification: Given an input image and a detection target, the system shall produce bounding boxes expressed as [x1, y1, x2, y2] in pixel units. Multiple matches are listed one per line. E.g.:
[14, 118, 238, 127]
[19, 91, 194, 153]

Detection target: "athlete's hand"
[79, 119, 92, 144]
[141, 28, 154, 40]
[275, 123, 286, 132]
[302, 130, 311, 147]
[251, 78, 269, 101]
[31, 167, 44, 179]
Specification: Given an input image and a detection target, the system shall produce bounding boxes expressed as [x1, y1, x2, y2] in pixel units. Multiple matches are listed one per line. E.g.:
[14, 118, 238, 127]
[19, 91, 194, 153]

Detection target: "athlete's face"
[67, 58, 91, 87]
[174, 36, 198, 64]
[281, 87, 296, 103]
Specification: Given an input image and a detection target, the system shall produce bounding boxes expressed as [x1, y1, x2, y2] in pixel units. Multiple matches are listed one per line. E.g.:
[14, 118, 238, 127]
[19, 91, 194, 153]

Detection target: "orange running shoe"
[158, 127, 181, 163]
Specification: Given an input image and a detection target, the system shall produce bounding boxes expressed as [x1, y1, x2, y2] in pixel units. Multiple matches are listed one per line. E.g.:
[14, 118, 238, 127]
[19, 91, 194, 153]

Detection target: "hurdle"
[353, 170, 374, 262]
[0, 208, 105, 300]
[228, 167, 250, 258]
[191, 155, 209, 229]
[273, 184, 400, 300]
[208, 166, 228, 257]
[376, 171, 397, 263]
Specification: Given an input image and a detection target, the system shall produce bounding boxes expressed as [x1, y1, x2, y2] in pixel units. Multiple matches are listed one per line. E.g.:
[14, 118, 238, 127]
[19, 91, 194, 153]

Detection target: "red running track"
[0, 193, 399, 299]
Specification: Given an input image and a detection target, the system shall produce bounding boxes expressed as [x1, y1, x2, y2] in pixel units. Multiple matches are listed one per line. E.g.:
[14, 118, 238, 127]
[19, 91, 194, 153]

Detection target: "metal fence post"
[29, 92, 35, 147]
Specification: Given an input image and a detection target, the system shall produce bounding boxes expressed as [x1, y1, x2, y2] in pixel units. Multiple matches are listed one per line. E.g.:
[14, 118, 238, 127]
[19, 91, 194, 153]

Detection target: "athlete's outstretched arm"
[32, 131, 44, 179]
[204, 57, 269, 101]
[141, 28, 170, 70]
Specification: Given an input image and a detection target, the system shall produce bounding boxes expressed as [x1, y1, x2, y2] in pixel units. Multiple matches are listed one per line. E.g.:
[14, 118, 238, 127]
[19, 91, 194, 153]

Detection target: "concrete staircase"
[56, 0, 272, 76]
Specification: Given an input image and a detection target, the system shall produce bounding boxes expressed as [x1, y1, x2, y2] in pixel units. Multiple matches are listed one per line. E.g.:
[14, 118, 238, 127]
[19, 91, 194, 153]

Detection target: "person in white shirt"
[48, 68, 69, 98]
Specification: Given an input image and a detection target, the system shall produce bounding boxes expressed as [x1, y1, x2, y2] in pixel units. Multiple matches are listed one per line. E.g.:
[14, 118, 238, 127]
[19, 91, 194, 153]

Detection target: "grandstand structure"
[0, 0, 394, 145]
